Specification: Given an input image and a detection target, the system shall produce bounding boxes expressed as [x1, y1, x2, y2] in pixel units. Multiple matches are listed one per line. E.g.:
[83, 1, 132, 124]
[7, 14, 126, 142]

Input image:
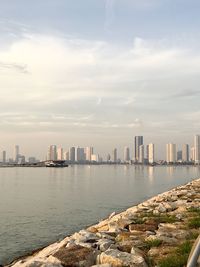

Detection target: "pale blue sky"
[0, 0, 200, 159]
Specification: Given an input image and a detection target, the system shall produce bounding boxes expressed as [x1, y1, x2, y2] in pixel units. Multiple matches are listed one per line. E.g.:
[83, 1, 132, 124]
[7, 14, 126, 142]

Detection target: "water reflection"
[0, 166, 200, 265]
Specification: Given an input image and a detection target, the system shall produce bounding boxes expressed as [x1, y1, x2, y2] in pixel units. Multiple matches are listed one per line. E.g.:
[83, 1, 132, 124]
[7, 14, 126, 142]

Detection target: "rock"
[12, 256, 62, 267]
[91, 264, 112, 267]
[116, 218, 133, 229]
[97, 239, 114, 252]
[157, 204, 167, 213]
[87, 226, 98, 233]
[109, 212, 116, 219]
[71, 230, 99, 243]
[108, 221, 123, 233]
[97, 249, 147, 267]
[96, 232, 115, 241]
[53, 245, 98, 267]
[117, 241, 136, 253]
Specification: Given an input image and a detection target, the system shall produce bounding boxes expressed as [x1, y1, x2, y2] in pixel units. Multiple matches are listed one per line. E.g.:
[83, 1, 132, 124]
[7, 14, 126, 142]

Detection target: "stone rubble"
[7, 178, 200, 267]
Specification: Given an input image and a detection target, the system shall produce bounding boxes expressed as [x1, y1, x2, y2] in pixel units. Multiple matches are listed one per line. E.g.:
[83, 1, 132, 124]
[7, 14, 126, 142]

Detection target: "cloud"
[0, 33, 200, 137]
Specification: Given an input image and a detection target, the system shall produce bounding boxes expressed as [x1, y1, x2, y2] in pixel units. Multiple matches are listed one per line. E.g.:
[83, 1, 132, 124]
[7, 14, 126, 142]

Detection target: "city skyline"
[1, 134, 200, 163]
[0, 1, 200, 155]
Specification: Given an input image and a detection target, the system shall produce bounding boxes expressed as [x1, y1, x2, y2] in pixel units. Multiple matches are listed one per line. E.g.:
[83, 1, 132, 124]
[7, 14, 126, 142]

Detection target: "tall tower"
[2, 151, 6, 163]
[85, 147, 94, 161]
[148, 143, 155, 164]
[14, 145, 19, 163]
[134, 136, 143, 162]
[139, 145, 144, 163]
[57, 147, 63, 160]
[69, 147, 75, 162]
[47, 145, 57, 160]
[112, 148, 117, 163]
[182, 144, 189, 162]
[166, 143, 176, 163]
[124, 146, 130, 162]
[194, 135, 200, 164]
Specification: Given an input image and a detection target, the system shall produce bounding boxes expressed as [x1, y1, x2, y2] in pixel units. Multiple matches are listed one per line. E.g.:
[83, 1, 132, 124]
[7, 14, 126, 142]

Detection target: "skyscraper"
[134, 136, 143, 162]
[166, 143, 176, 163]
[139, 145, 144, 163]
[112, 148, 117, 163]
[123, 146, 130, 162]
[57, 147, 63, 160]
[47, 145, 57, 160]
[75, 147, 85, 162]
[182, 144, 189, 162]
[194, 135, 200, 164]
[69, 147, 75, 162]
[148, 143, 155, 164]
[85, 147, 94, 161]
[191, 146, 195, 162]
[2, 151, 6, 163]
[14, 145, 19, 163]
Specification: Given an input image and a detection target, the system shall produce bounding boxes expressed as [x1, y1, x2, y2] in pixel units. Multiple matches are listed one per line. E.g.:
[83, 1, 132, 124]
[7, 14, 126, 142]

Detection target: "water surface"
[0, 165, 200, 264]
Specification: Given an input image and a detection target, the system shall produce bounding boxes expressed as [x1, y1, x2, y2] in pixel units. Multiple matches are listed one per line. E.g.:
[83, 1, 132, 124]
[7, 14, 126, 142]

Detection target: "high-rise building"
[148, 143, 155, 164]
[134, 136, 143, 162]
[112, 148, 117, 163]
[57, 147, 63, 160]
[139, 145, 144, 163]
[69, 147, 75, 162]
[14, 145, 19, 163]
[64, 151, 69, 161]
[107, 154, 111, 162]
[123, 146, 130, 162]
[47, 145, 57, 160]
[191, 146, 195, 162]
[91, 154, 99, 162]
[166, 143, 176, 163]
[2, 151, 6, 163]
[194, 135, 200, 164]
[182, 144, 189, 162]
[85, 147, 94, 161]
[177, 151, 182, 161]
[75, 147, 85, 162]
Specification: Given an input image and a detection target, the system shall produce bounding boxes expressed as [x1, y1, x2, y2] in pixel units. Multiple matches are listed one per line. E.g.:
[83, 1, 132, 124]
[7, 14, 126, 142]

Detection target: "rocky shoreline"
[6, 178, 200, 267]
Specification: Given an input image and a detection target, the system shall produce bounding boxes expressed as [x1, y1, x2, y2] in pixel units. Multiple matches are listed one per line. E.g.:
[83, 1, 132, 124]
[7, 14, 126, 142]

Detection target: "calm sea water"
[0, 165, 200, 265]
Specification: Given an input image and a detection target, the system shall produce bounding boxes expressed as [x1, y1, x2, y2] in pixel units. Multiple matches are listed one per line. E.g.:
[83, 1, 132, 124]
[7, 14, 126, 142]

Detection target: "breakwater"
[6, 178, 200, 267]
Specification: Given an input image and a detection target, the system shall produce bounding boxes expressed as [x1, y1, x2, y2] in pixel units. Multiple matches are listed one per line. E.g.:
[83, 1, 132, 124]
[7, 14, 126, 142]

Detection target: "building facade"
[166, 143, 176, 163]
[134, 136, 143, 162]
[194, 135, 200, 164]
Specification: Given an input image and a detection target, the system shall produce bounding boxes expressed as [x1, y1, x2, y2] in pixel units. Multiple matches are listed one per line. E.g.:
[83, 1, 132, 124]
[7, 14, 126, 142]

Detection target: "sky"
[0, 0, 200, 159]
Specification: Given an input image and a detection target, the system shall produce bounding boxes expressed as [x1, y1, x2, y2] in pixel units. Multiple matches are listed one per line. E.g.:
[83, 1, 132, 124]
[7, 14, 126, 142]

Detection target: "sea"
[0, 165, 200, 265]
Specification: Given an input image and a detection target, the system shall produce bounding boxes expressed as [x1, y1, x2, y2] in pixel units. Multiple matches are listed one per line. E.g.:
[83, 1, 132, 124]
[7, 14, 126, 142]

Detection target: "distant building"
[112, 148, 117, 163]
[194, 135, 200, 164]
[166, 143, 176, 163]
[91, 154, 99, 162]
[57, 147, 63, 160]
[139, 145, 144, 163]
[191, 146, 195, 162]
[182, 144, 189, 162]
[107, 153, 111, 162]
[69, 147, 75, 162]
[64, 151, 69, 161]
[85, 147, 93, 161]
[123, 146, 130, 162]
[18, 155, 26, 164]
[14, 145, 19, 163]
[76, 147, 85, 162]
[177, 151, 182, 161]
[28, 157, 37, 164]
[134, 136, 143, 162]
[148, 143, 155, 164]
[2, 151, 6, 163]
[47, 145, 57, 161]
